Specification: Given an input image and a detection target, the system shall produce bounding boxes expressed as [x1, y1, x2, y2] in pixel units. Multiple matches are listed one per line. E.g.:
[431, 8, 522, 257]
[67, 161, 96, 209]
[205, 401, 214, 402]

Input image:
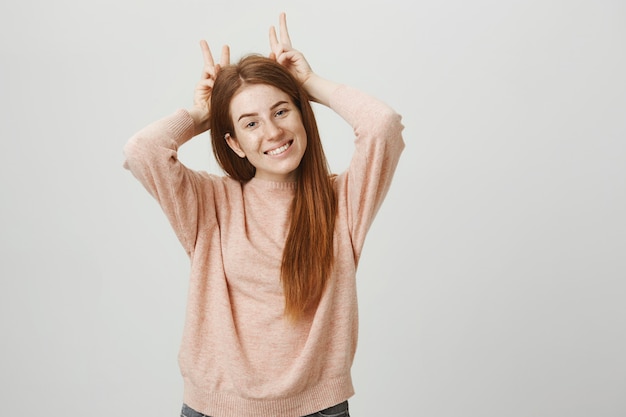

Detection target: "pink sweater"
[123, 85, 404, 417]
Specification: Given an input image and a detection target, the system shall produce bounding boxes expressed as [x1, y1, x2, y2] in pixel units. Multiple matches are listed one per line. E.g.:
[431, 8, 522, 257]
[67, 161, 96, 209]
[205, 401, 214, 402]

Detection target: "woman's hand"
[189, 41, 230, 134]
[269, 13, 313, 85]
[269, 13, 340, 106]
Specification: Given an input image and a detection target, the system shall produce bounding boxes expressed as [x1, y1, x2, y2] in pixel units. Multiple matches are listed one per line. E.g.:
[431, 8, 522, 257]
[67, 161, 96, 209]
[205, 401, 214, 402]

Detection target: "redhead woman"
[123, 13, 404, 417]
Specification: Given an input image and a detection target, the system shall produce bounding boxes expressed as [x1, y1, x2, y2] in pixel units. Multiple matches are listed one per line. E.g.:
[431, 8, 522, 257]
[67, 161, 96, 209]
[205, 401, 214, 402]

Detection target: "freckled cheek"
[235, 133, 263, 154]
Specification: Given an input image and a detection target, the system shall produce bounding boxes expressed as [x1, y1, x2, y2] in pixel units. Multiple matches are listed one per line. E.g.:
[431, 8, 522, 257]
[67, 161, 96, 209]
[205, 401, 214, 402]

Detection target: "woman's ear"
[224, 133, 246, 158]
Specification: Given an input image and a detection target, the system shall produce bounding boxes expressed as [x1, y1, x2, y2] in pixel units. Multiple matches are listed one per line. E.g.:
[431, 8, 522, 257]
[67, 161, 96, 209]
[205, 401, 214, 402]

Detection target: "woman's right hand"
[189, 41, 230, 134]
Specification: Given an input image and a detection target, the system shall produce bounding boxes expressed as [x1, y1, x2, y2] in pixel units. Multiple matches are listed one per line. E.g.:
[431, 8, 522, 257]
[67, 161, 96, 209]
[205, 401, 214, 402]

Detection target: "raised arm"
[123, 41, 229, 254]
[269, 12, 340, 107]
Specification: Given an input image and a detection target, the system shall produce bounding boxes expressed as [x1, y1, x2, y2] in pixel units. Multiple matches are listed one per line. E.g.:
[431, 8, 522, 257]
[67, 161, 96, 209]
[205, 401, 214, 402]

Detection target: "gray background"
[1, 0, 625, 416]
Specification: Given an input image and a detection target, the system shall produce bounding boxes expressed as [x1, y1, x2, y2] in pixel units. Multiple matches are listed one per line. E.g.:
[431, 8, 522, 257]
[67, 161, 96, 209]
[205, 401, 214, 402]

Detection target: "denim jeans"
[181, 400, 349, 417]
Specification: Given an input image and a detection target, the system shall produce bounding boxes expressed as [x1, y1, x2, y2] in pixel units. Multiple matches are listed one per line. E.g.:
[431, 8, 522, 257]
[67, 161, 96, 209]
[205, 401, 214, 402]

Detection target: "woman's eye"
[275, 109, 288, 117]
[245, 121, 257, 129]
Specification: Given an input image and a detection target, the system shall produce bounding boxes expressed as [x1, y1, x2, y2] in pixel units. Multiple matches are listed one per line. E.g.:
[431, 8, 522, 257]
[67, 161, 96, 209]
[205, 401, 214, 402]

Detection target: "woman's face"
[226, 83, 307, 182]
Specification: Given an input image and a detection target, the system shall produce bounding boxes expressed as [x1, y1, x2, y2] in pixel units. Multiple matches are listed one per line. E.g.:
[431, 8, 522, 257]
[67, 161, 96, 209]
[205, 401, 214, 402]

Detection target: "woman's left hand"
[269, 13, 313, 85]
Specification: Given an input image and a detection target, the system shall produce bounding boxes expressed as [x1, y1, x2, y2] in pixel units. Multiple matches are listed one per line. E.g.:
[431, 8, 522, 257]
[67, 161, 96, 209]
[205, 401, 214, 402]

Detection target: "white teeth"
[266, 141, 291, 156]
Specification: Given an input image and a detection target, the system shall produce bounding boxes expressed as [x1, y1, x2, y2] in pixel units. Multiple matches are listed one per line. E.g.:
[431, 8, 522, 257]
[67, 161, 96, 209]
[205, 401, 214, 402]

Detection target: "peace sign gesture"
[269, 13, 313, 85]
[189, 41, 230, 133]
[193, 41, 230, 113]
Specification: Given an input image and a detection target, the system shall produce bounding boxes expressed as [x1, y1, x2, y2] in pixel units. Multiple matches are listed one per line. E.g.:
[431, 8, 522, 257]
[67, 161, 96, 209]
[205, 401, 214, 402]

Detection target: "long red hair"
[209, 55, 337, 320]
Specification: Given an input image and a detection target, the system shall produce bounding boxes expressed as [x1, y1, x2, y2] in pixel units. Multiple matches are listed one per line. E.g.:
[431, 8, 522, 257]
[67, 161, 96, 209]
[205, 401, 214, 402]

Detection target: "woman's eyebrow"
[237, 101, 289, 122]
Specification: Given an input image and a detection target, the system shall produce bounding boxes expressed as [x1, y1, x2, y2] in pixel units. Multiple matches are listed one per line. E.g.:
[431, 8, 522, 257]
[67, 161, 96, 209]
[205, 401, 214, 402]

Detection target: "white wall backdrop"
[1, 1, 625, 416]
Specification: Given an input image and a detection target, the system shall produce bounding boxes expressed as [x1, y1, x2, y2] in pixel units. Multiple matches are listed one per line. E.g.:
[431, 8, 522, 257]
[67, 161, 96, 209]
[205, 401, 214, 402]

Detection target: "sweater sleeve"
[330, 85, 405, 261]
[123, 109, 215, 255]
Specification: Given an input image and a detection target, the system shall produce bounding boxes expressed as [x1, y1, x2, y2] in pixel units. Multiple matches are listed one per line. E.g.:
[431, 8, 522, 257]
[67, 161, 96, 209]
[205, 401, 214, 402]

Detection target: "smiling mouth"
[265, 140, 293, 156]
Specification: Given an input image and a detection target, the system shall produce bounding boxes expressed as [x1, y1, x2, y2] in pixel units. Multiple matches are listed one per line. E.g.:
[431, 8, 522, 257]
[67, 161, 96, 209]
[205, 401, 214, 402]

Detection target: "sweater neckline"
[247, 177, 297, 191]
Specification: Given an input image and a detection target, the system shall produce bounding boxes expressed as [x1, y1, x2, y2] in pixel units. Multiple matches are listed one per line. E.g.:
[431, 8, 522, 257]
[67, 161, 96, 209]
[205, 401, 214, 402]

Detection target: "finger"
[275, 49, 289, 65]
[269, 25, 280, 55]
[197, 78, 215, 89]
[200, 40, 215, 67]
[220, 45, 230, 68]
[201, 63, 216, 80]
[276, 49, 296, 67]
[279, 12, 292, 47]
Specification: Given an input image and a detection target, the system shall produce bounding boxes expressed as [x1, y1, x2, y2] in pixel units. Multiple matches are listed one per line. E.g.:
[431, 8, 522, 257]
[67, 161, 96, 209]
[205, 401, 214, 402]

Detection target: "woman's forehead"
[230, 84, 293, 115]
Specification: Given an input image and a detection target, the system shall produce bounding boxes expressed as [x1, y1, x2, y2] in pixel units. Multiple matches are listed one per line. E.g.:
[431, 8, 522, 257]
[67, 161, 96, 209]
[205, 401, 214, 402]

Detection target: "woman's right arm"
[122, 42, 230, 255]
[123, 109, 206, 254]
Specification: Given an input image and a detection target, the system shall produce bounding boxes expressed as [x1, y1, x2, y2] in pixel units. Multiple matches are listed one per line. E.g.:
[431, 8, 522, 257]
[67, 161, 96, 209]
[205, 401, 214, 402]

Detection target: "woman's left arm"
[331, 86, 405, 257]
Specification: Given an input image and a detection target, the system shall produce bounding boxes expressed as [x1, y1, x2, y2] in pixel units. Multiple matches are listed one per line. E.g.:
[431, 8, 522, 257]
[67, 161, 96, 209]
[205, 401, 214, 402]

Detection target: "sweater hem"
[182, 375, 354, 417]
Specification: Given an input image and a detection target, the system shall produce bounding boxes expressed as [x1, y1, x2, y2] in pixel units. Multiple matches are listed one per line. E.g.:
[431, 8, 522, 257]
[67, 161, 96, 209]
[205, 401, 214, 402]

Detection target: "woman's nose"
[263, 119, 283, 139]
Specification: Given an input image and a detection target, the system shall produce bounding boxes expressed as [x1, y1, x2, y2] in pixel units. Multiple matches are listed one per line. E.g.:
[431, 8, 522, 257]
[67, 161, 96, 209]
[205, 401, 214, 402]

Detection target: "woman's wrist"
[187, 107, 211, 136]
[302, 74, 341, 107]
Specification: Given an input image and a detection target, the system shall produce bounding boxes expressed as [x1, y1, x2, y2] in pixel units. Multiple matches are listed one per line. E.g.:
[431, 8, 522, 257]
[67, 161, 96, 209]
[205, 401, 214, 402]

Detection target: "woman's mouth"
[265, 140, 293, 156]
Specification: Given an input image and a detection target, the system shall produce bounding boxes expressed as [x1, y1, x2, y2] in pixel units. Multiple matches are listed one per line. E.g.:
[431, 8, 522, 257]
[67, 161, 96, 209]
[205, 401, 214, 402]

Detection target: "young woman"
[124, 13, 404, 417]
